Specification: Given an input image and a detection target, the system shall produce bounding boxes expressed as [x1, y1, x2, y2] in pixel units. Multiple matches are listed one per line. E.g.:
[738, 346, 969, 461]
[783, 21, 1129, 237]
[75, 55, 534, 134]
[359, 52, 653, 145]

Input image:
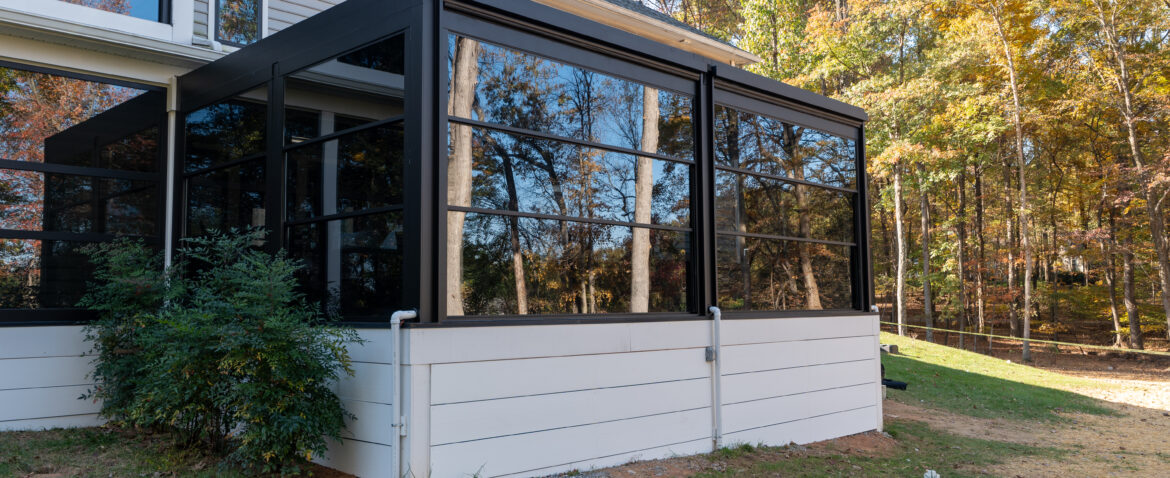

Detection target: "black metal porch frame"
[161, 0, 873, 327]
[0, 60, 168, 326]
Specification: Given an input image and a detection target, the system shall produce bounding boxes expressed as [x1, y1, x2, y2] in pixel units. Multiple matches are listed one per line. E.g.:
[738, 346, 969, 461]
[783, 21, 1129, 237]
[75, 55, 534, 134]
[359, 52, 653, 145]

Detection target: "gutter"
[532, 0, 761, 67]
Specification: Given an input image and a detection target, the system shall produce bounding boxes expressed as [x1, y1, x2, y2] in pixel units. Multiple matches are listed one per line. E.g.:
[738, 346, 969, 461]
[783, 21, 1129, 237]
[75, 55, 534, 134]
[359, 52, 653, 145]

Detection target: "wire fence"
[879, 321, 1170, 358]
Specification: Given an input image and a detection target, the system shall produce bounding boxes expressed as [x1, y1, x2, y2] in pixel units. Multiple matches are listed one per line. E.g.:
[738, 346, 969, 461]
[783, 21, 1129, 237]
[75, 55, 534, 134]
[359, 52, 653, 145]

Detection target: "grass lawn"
[689, 419, 1063, 478]
[881, 332, 1117, 421]
[0, 426, 243, 477]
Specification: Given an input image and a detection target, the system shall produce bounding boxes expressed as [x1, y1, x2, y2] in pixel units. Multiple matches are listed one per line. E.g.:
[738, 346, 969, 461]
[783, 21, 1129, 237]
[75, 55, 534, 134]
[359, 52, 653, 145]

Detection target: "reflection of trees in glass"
[60, 0, 130, 15]
[217, 0, 261, 46]
[447, 36, 693, 316]
[0, 68, 141, 305]
[714, 106, 857, 310]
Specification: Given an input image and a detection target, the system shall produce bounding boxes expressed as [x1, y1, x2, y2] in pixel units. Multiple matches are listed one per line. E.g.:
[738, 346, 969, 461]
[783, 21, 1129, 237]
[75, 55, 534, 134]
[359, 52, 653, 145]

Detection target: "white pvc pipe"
[389, 309, 417, 478]
[709, 306, 723, 450]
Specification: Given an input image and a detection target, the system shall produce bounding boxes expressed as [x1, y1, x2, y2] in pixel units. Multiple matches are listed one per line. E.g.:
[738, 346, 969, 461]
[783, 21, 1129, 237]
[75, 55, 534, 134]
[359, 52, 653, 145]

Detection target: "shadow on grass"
[882, 353, 1117, 421]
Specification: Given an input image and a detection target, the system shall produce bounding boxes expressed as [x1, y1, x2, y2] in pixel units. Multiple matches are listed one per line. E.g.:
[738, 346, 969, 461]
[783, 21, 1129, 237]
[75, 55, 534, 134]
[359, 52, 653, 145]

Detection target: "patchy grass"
[0, 427, 349, 477]
[881, 332, 1117, 421]
[691, 420, 1062, 478]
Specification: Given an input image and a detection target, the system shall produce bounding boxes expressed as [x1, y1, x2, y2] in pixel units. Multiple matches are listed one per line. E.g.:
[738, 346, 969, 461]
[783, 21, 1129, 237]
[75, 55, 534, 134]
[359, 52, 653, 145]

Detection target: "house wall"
[0, 326, 102, 431]
[269, 0, 346, 35]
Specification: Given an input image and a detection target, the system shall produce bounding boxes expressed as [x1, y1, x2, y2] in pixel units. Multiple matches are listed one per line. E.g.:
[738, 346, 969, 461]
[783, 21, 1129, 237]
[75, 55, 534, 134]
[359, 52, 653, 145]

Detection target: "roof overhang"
[532, 0, 762, 67]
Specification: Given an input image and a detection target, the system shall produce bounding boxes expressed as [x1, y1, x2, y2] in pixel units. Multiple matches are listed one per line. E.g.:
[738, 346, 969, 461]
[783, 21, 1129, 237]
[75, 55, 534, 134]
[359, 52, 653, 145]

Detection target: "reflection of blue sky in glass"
[448, 35, 695, 160]
[464, 127, 691, 227]
[59, 0, 161, 21]
[127, 0, 160, 21]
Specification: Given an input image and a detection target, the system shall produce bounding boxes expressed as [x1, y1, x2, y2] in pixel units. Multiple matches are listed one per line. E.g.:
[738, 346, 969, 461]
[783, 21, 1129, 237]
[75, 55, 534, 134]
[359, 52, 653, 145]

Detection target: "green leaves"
[79, 228, 360, 474]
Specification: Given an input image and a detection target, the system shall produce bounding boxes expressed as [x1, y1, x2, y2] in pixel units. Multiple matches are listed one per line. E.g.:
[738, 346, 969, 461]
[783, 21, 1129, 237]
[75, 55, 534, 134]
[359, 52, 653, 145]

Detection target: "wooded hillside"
[651, 0, 1170, 355]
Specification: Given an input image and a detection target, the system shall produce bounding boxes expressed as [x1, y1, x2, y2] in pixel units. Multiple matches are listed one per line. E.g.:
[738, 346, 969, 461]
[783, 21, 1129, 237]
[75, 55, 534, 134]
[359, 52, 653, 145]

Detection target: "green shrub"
[80, 229, 360, 474]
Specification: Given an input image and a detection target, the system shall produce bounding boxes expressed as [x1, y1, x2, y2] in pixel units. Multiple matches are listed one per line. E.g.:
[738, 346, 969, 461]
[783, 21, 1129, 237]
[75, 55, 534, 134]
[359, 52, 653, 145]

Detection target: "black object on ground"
[882, 378, 908, 390]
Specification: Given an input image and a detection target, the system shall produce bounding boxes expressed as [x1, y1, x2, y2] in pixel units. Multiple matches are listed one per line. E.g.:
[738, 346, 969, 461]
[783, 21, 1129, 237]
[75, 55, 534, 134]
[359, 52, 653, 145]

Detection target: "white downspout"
[389, 309, 417, 478]
[708, 306, 723, 450]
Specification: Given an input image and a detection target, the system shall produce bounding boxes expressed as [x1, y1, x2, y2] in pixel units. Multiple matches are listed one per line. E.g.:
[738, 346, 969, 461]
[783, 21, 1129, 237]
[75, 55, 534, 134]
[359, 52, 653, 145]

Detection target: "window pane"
[0, 67, 154, 168]
[285, 109, 320, 144]
[287, 124, 404, 220]
[715, 235, 851, 311]
[283, 33, 406, 145]
[447, 35, 694, 159]
[186, 160, 265, 236]
[184, 93, 267, 173]
[0, 239, 92, 309]
[217, 0, 261, 46]
[287, 212, 405, 320]
[459, 126, 691, 227]
[59, 0, 163, 23]
[714, 105, 856, 189]
[453, 212, 688, 315]
[714, 171, 853, 242]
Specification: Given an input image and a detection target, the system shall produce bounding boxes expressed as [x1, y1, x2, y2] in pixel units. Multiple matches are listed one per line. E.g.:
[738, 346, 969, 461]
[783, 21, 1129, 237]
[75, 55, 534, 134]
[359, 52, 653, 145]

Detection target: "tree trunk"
[1003, 156, 1019, 338]
[445, 37, 480, 316]
[919, 163, 933, 342]
[957, 159, 969, 350]
[1092, 0, 1170, 340]
[894, 160, 907, 336]
[1123, 243, 1142, 350]
[499, 148, 529, 314]
[630, 87, 659, 313]
[990, 7, 1033, 361]
[976, 172, 987, 352]
[1104, 201, 1123, 346]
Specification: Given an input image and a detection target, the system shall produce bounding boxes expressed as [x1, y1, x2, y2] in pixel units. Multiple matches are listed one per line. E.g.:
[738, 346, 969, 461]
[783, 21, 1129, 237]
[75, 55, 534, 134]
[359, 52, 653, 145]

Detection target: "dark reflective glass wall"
[713, 104, 858, 311]
[0, 66, 164, 313]
[445, 34, 694, 316]
[281, 34, 407, 321]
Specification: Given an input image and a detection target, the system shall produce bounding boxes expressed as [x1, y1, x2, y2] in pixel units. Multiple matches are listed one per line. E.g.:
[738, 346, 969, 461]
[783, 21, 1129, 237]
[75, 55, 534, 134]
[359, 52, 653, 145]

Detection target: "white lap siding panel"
[315, 328, 398, 476]
[194, 0, 208, 39]
[0, 326, 99, 431]
[268, 0, 345, 35]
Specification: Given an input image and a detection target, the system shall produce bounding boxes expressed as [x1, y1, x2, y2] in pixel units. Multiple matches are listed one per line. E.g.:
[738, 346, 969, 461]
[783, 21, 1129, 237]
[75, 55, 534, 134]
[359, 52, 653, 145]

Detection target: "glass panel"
[339, 35, 406, 75]
[287, 212, 405, 320]
[285, 109, 320, 144]
[59, 0, 164, 23]
[714, 171, 853, 242]
[715, 235, 851, 311]
[447, 35, 694, 158]
[283, 33, 407, 145]
[287, 123, 404, 220]
[453, 212, 688, 315]
[186, 160, 265, 237]
[184, 92, 267, 173]
[0, 239, 92, 309]
[217, 0, 262, 46]
[461, 126, 691, 227]
[0, 67, 152, 166]
[714, 105, 856, 189]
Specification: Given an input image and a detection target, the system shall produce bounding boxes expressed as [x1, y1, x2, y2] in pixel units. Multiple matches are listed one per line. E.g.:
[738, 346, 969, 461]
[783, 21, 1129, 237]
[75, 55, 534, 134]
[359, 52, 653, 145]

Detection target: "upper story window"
[60, 0, 169, 23]
[216, 0, 262, 46]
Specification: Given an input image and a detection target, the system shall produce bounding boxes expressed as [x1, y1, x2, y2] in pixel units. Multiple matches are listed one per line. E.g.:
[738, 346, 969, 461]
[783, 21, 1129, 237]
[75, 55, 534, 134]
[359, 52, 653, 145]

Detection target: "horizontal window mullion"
[715, 230, 855, 247]
[283, 205, 405, 227]
[448, 116, 695, 166]
[713, 164, 856, 194]
[450, 206, 693, 233]
[183, 153, 265, 177]
[283, 114, 406, 152]
[0, 159, 159, 181]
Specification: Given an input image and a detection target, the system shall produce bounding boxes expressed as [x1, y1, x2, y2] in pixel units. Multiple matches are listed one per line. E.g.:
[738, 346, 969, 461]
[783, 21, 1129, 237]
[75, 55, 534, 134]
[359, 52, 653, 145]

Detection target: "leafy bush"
[80, 229, 360, 474]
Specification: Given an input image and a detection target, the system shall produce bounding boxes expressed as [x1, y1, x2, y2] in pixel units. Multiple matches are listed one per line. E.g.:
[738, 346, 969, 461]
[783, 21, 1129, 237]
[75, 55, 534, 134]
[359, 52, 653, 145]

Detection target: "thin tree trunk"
[1104, 201, 1123, 346]
[919, 163, 933, 342]
[630, 87, 659, 313]
[976, 172, 987, 352]
[1123, 243, 1142, 350]
[894, 160, 907, 336]
[1092, 0, 1170, 340]
[989, 6, 1033, 361]
[445, 37, 480, 316]
[1003, 157, 1019, 338]
[957, 159, 969, 350]
[500, 148, 529, 315]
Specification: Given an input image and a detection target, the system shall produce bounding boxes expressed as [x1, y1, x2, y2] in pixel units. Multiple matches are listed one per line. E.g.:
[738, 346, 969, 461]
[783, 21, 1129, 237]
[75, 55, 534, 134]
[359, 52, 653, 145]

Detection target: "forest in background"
[648, 0, 1170, 356]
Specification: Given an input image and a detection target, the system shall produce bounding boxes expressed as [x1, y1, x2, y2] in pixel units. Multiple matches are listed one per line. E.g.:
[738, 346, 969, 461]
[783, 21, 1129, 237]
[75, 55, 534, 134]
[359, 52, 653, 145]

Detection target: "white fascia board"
[0, 8, 223, 85]
[532, 0, 762, 67]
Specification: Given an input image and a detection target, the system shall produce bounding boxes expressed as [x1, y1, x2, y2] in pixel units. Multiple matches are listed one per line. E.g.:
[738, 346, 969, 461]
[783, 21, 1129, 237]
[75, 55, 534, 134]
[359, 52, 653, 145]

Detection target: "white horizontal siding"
[194, 0, 208, 38]
[316, 436, 393, 478]
[315, 328, 398, 477]
[0, 326, 100, 430]
[412, 315, 882, 478]
[268, 0, 344, 35]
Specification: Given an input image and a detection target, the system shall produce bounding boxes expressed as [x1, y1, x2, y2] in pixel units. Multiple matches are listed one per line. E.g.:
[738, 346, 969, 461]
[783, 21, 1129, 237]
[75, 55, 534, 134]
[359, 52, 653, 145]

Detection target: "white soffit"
[533, 0, 761, 67]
